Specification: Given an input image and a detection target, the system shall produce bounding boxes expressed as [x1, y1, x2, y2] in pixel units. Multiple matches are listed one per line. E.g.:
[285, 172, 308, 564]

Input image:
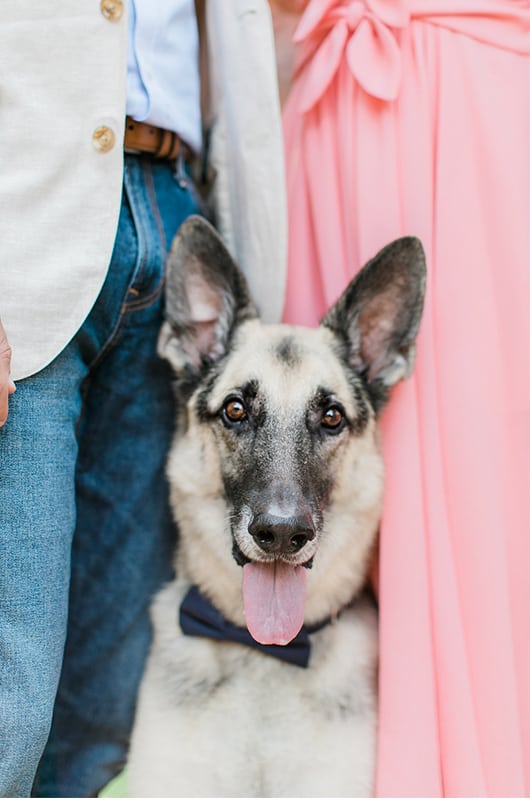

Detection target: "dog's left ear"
[158, 216, 257, 379]
[322, 237, 426, 409]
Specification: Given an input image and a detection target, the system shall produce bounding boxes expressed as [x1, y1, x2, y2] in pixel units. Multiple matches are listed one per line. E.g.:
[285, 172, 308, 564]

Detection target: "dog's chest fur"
[128, 580, 377, 798]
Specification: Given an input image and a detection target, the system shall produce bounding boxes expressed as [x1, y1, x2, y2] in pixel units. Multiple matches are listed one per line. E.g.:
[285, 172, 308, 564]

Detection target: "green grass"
[99, 768, 128, 798]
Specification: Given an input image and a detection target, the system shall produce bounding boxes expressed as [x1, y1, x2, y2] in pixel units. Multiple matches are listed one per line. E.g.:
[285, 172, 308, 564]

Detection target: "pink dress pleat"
[282, 2, 530, 795]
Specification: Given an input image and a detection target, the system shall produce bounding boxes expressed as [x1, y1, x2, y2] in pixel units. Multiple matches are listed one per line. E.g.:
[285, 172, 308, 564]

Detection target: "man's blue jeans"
[0, 155, 200, 797]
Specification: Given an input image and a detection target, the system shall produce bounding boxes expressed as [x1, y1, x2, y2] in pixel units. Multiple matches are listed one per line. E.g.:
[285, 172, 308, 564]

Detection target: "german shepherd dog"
[127, 216, 426, 797]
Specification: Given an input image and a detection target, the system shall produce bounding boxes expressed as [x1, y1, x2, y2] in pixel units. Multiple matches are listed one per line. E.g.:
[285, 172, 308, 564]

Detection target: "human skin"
[0, 318, 15, 427]
[268, 0, 308, 107]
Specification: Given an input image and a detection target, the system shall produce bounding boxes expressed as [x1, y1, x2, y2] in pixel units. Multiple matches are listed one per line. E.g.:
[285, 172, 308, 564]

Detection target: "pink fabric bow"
[294, 0, 410, 111]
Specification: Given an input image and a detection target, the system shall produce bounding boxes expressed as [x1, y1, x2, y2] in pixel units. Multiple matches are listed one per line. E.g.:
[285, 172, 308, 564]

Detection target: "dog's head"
[159, 216, 426, 644]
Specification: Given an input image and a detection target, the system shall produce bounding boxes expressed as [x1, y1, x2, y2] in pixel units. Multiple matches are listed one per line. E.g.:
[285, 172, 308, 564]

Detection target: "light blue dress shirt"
[126, 0, 202, 152]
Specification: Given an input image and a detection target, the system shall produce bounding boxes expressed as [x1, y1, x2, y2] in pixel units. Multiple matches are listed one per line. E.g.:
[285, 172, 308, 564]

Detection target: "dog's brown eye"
[223, 398, 247, 423]
[321, 406, 344, 430]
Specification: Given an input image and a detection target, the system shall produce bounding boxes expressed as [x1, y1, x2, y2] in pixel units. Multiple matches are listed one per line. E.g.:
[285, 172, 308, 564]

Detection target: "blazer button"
[93, 126, 116, 153]
[100, 0, 124, 22]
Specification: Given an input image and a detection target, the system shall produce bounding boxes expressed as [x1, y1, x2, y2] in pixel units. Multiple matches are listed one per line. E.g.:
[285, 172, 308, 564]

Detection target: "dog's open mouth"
[242, 561, 307, 646]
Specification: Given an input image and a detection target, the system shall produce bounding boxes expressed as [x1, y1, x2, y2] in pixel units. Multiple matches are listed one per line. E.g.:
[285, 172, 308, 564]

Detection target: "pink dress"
[282, 1, 530, 795]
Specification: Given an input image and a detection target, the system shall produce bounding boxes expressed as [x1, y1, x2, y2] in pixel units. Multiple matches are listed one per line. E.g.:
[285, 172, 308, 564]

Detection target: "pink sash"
[293, 0, 530, 109]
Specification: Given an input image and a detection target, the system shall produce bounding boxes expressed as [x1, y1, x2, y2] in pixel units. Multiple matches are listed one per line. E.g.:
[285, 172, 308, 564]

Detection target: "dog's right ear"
[158, 216, 257, 380]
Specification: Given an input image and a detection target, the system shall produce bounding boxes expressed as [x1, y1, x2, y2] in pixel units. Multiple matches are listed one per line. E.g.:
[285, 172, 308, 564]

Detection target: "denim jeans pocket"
[123, 156, 202, 315]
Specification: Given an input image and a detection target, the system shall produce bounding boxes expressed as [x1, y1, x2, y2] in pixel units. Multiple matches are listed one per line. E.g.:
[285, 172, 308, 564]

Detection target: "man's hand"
[0, 318, 15, 427]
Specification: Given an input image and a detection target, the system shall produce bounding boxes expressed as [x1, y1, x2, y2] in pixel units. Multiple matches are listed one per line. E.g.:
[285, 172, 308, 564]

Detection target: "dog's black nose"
[249, 514, 315, 555]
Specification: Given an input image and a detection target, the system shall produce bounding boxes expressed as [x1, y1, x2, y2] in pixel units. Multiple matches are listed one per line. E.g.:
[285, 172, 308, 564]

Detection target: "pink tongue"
[242, 562, 307, 646]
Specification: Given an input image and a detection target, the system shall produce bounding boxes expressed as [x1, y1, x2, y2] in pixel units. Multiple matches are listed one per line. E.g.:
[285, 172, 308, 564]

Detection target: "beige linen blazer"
[0, 0, 286, 382]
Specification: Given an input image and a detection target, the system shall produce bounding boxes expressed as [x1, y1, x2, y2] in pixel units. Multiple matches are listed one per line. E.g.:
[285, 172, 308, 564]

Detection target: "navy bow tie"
[179, 585, 331, 668]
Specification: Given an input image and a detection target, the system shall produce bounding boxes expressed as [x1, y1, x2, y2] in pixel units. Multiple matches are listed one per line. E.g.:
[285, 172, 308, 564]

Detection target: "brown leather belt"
[124, 116, 192, 161]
